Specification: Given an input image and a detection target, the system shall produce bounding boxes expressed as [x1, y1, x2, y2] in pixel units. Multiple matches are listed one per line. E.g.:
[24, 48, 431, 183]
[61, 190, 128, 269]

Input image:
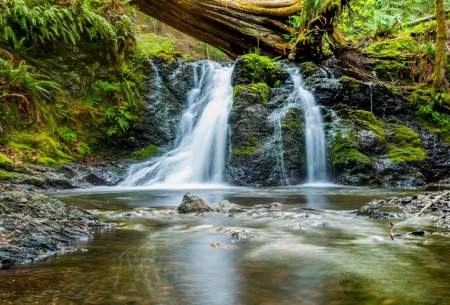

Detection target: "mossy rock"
[234, 53, 287, 87]
[340, 76, 362, 92]
[0, 153, 14, 170]
[131, 144, 160, 160]
[387, 145, 428, 164]
[298, 62, 320, 78]
[231, 146, 258, 159]
[348, 110, 385, 140]
[387, 124, 422, 146]
[330, 130, 371, 167]
[234, 83, 270, 107]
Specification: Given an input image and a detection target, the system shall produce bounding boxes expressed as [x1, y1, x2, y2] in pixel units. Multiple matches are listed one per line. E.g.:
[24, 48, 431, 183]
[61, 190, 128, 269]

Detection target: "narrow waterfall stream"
[121, 61, 234, 187]
[288, 68, 328, 183]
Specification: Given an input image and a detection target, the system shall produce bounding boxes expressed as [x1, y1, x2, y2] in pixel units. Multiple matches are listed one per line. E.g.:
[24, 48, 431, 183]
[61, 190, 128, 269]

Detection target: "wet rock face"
[227, 84, 276, 186]
[295, 59, 449, 187]
[0, 188, 108, 268]
[131, 59, 184, 148]
[178, 193, 212, 214]
[227, 57, 305, 186]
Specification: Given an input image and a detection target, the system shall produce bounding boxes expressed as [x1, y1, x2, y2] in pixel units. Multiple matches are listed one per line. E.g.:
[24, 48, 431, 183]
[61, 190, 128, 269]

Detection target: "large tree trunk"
[433, 0, 448, 93]
[134, 0, 347, 60]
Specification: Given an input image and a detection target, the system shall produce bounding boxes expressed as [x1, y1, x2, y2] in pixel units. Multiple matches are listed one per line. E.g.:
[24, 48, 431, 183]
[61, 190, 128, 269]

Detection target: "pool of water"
[0, 186, 449, 305]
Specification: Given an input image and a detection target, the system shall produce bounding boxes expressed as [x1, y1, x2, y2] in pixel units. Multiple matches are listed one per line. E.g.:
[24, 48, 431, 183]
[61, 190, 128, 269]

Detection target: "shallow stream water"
[0, 186, 449, 305]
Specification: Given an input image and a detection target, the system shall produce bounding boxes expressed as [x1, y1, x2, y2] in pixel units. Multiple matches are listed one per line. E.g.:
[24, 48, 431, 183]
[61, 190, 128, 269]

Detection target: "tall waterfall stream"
[121, 61, 234, 187]
[122, 61, 329, 187]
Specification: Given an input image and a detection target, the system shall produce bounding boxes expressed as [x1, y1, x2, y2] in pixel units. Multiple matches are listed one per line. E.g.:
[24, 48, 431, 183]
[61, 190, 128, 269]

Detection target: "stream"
[1, 186, 449, 305]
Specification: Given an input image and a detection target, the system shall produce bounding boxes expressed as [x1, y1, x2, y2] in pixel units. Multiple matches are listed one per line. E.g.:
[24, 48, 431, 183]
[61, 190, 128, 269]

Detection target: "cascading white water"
[121, 61, 234, 187]
[288, 68, 328, 183]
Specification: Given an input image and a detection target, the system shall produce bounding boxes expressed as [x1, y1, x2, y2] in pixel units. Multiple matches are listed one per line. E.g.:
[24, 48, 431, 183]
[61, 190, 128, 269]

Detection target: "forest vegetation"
[0, 0, 448, 170]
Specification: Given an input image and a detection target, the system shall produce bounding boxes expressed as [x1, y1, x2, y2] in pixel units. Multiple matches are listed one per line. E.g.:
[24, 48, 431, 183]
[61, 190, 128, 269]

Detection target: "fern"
[0, 53, 60, 132]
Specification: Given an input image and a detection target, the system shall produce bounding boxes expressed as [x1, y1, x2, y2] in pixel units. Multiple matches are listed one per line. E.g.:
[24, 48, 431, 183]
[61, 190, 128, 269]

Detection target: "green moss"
[36, 156, 59, 166]
[365, 35, 419, 58]
[131, 144, 160, 160]
[335, 149, 371, 166]
[234, 83, 270, 106]
[6, 132, 73, 165]
[330, 130, 371, 167]
[340, 76, 361, 92]
[348, 110, 385, 139]
[249, 83, 270, 102]
[298, 62, 319, 78]
[388, 124, 421, 146]
[232, 146, 258, 159]
[241, 53, 284, 86]
[387, 145, 428, 163]
[0, 152, 14, 170]
[0, 169, 15, 180]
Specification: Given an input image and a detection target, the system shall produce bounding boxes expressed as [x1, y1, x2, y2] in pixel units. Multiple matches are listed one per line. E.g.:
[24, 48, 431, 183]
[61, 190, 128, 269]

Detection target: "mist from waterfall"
[121, 61, 234, 187]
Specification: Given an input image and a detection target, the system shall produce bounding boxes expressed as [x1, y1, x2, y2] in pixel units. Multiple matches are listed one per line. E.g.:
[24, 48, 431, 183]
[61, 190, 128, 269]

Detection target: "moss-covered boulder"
[329, 109, 431, 186]
[232, 53, 288, 87]
[227, 63, 306, 186]
[227, 83, 275, 186]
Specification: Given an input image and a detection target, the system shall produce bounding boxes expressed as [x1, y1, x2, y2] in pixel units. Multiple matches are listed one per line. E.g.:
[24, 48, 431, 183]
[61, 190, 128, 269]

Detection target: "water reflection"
[1, 187, 448, 305]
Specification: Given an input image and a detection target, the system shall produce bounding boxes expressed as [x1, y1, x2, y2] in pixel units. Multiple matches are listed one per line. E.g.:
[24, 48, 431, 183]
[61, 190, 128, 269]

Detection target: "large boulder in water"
[178, 193, 212, 214]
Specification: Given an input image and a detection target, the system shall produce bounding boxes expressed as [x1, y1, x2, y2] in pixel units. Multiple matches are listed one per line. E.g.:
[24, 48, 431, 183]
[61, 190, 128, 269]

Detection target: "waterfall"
[121, 61, 234, 187]
[288, 68, 328, 183]
[148, 60, 163, 102]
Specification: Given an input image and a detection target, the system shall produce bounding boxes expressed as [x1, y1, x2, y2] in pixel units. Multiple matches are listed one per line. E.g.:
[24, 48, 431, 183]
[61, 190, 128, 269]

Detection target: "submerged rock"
[359, 191, 450, 229]
[215, 200, 244, 214]
[0, 188, 109, 269]
[177, 193, 212, 214]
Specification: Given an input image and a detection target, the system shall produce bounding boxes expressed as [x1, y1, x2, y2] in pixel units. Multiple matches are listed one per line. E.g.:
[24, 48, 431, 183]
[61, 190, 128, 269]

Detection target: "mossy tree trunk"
[433, 0, 448, 93]
[134, 0, 348, 60]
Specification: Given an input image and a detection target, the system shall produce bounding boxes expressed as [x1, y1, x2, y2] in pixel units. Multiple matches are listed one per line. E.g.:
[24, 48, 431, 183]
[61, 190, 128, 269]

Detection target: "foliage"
[0, 0, 146, 165]
[137, 33, 179, 61]
[0, 54, 60, 133]
[0, 0, 135, 52]
[417, 103, 450, 142]
[131, 144, 159, 160]
[338, 0, 438, 39]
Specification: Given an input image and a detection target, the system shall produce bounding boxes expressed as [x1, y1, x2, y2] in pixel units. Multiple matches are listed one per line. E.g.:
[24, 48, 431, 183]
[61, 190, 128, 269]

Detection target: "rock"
[177, 193, 211, 214]
[227, 61, 304, 186]
[0, 188, 109, 268]
[409, 230, 426, 236]
[215, 200, 243, 214]
[267, 202, 282, 209]
[232, 55, 289, 87]
[359, 191, 450, 231]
